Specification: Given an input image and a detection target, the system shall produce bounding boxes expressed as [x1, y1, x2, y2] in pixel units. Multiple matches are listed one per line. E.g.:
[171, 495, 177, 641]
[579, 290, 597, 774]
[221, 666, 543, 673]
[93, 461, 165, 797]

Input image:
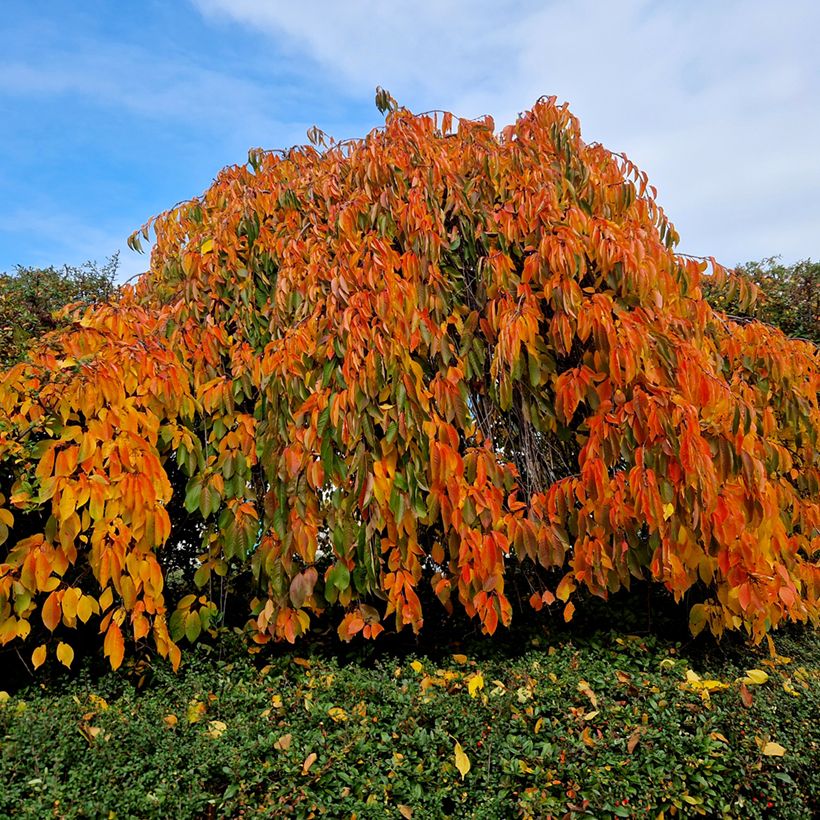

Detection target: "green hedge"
[2, 626, 818, 819]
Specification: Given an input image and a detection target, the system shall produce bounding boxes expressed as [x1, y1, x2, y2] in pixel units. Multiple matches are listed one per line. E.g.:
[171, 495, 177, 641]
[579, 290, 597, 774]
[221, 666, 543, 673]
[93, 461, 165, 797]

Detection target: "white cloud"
[193, 0, 820, 265]
[0, 207, 146, 283]
[0, 45, 287, 138]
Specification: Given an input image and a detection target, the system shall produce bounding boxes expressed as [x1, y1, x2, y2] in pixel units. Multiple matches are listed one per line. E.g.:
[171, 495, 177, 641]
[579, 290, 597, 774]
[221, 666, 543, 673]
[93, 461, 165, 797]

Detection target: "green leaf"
[328, 562, 350, 592]
[185, 611, 202, 643]
[184, 480, 202, 514]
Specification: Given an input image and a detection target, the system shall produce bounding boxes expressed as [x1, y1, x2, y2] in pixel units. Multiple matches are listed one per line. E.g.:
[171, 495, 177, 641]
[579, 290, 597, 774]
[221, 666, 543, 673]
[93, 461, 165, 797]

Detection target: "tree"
[704, 256, 819, 344]
[0, 257, 118, 368]
[0, 98, 817, 673]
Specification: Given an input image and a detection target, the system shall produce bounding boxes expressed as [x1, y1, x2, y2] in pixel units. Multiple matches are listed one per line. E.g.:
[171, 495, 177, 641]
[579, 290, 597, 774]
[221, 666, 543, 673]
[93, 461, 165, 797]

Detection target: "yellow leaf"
[454, 741, 470, 779]
[452, 654, 468, 665]
[584, 710, 599, 721]
[0, 692, 9, 704]
[163, 714, 178, 727]
[467, 672, 484, 698]
[56, 642, 74, 669]
[200, 238, 214, 254]
[328, 706, 348, 722]
[206, 720, 227, 739]
[685, 669, 701, 684]
[555, 574, 575, 603]
[762, 741, 786, 757]
[187, 700, 206, 723]
[742, 669, 769, 686]
[662, 503, 674, 520]
[302, 752, 317, 774]
[398, 805, 413, 819]
[410, 660, 423, 674]
[709, 731, 729, 744]
[701, 679, 729, 692]
[61, 587, 80, 622]
[77, 595, 94, 624]
[31, 644, 47, 670]
[534, 717, 543, 734]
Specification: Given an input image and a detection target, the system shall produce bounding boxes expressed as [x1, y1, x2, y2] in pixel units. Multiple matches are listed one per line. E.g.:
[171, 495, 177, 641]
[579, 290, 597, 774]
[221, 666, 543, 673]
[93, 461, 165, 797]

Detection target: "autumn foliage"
[1, 97, 818, 671]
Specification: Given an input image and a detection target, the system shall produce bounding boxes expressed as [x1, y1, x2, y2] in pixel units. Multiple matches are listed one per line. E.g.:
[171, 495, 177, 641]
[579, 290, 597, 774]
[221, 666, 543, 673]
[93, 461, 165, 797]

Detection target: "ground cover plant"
[1, 620, 817, 819]
[0, 95, 818, 675]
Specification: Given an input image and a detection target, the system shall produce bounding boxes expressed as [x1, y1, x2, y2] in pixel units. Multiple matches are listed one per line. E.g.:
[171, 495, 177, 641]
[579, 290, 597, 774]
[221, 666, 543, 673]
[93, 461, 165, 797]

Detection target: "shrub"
[1, 628, 817, 818]
[704, 257, 819, 344]
[0, 98, 818, 672]
[0, 257, 118, 368]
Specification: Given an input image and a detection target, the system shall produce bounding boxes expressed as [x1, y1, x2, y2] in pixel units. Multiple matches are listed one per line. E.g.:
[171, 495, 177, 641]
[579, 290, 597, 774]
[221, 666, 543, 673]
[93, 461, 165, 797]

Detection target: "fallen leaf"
[577, 680, 598, 708]
[78, 724, 101, 743]
[398, 806, 413, 819]
[163, 714, 178, 727]
[741, 669, 769, 686]
[467, 672, 484, 698]
[454, 741, 470, 779]
[302, 752, 317, 774]
[762, 741, 786, 757]
[709, 731, 729, 744]
[739, 683, 754, 708]
[274, 733, 292, 751]
[782, 680, 800, 697]
[187, 700, 206, 723]
[627, 728, 642, 754]
[410, 660, 423, 674]
[452, 654, 468, 665]
[206, 720, 226, 739]
[328, 706, 348, 722]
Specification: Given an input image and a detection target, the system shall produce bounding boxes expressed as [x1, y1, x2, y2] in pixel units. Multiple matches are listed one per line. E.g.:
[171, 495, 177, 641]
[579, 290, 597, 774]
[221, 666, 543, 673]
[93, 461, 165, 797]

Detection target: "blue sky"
[2, 1, 818, 281]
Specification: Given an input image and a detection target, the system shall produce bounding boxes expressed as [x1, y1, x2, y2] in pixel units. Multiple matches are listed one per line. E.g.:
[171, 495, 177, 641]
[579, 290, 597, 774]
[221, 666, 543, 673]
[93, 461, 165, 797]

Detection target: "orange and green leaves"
[0, 97, 818, 670]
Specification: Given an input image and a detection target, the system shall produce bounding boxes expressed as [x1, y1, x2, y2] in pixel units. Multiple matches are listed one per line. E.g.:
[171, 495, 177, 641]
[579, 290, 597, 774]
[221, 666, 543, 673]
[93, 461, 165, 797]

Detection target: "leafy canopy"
[0, 257, 118, 368]
[0, 98, 818, 671]
[704, 256, 819, 344]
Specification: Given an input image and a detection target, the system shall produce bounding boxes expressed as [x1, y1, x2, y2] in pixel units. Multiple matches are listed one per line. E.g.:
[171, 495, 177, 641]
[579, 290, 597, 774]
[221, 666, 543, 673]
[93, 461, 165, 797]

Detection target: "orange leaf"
[31, 644, 47, 670]
[41, 591, 62, 632]
[104, 622, 125, 670]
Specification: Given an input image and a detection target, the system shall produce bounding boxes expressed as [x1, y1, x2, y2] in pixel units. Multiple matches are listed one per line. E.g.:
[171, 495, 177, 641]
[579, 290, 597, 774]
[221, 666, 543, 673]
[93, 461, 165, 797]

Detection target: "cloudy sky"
[1, 0, 817, 281]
